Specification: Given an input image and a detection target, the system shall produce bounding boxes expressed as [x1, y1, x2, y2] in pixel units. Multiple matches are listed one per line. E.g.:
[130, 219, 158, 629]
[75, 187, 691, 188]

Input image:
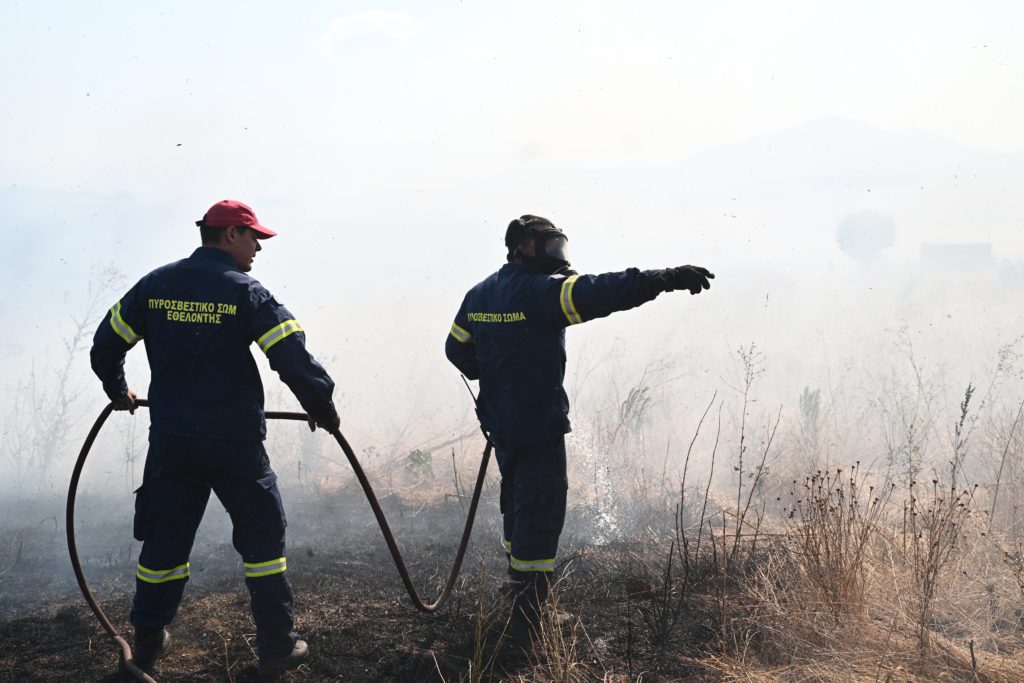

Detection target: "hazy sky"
[3, 1, 1022, 197]
[3, 2, 1023, 479]
[4, 1, 1021, 285]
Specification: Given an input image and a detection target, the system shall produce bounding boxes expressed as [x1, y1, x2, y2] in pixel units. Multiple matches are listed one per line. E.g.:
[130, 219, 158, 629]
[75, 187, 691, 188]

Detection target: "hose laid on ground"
[67, 399, 492, 681]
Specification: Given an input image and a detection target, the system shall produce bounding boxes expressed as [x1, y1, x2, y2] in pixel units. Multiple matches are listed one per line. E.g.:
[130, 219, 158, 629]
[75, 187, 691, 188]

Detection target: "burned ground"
[6, 475, 1024, 682]
[8, 375, 1024, 682]
[0, 488, 715, 682]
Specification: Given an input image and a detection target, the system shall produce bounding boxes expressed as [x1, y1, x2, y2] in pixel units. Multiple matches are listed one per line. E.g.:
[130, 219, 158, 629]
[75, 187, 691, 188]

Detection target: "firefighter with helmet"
[444, 215, 713, 642]
[90, 200, 340, 676]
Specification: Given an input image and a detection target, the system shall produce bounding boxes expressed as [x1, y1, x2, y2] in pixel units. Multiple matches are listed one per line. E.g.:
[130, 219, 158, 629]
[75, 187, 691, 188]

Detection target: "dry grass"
[8, 347, 1024, 681]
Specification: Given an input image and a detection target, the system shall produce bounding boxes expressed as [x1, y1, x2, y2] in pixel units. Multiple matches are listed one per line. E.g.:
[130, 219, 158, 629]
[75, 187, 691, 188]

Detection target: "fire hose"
[67, 398, 492, 681]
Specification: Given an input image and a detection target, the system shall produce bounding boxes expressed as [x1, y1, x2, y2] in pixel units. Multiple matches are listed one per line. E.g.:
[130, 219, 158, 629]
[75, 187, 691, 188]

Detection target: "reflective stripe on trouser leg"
[133, 568, 192, 630]
[244, 557, 287, 578]
[220, 453, 296, 661]
[507, 436, 567, 581]
[131, 435, 211, 630]
[510, 555, 556, 572]
[132, 562, 192, 630]
[136, 562, 190, 583]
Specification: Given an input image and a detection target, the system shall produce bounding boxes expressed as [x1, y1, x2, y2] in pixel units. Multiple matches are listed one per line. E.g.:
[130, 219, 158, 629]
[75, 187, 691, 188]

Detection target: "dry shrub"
[712, 480, 1024, 682]
[903, 479, 977, 651]
[784, 463, 893, 623]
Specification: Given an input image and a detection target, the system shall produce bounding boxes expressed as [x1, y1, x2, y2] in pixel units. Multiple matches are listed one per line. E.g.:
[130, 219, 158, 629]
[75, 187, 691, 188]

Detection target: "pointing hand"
[664, 265, 714, 295]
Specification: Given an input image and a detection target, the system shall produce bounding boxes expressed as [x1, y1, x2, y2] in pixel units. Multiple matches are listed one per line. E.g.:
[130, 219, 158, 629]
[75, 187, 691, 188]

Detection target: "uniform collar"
[500, 262, 530, 275]
[190, 246, 239, 269]
[502, 262, 558, 279]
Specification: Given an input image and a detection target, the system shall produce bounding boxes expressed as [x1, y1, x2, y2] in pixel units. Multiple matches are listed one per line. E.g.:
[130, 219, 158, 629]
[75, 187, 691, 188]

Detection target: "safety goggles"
[539, 232, 570, 264]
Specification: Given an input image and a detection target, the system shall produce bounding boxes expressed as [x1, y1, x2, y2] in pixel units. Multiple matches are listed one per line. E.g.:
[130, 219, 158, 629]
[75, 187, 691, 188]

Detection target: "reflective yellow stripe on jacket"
[449, 322, 472, 343]
[559, 275, 582, 325]
[110, 301, 142, 344]
[257, 320, 303, 354]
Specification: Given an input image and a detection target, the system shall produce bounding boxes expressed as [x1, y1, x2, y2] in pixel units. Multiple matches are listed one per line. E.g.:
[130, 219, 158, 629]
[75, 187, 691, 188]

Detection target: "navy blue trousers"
[131, 434, 296, 660]
[495, 435, 568, 580]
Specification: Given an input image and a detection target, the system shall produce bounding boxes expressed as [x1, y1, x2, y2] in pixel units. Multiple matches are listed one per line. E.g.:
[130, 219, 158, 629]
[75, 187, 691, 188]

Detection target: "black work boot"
[506, 574, 549, 648]
[127, 627, 171, 674]
[257, 638, 308, 678]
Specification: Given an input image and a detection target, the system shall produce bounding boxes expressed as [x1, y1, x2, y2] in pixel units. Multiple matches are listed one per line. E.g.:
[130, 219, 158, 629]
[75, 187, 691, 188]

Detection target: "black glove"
[308, 413, 341, 433]
[664, 265, 714, 295]
[112, 390, 138, 414]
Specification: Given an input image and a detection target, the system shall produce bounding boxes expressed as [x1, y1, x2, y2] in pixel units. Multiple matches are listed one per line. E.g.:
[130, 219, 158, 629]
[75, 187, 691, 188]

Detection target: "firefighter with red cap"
[445, 215, 713, 643]
[90, 200, 340, 676]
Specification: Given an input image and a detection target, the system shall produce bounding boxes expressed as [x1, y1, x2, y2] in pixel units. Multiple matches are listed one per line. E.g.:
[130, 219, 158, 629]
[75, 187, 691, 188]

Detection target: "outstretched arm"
[547, 265, 713, 326]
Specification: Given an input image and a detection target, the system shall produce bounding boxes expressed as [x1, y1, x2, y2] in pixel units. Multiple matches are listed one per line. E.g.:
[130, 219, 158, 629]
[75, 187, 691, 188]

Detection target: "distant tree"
[836, 211, 895, 265]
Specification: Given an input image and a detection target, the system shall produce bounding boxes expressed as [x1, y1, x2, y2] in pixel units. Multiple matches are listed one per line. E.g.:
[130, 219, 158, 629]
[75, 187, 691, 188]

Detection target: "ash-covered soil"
[0, 493, 712, 681]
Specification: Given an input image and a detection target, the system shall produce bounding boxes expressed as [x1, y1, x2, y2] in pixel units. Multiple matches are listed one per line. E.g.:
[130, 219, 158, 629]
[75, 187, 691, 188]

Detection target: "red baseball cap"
[197, 199, 277, 238]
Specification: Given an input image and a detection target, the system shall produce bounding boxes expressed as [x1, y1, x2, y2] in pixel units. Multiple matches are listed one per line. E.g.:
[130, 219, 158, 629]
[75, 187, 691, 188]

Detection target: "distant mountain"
[670, 116, 977, 197]
[574, 116, 1024, 259]
[583, 116, 1018, 203]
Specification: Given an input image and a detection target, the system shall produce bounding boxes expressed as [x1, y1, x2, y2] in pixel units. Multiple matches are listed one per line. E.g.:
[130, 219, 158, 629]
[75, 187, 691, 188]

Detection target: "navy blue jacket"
[91, 247, 336, 441]
[445, 263, 668, 446]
